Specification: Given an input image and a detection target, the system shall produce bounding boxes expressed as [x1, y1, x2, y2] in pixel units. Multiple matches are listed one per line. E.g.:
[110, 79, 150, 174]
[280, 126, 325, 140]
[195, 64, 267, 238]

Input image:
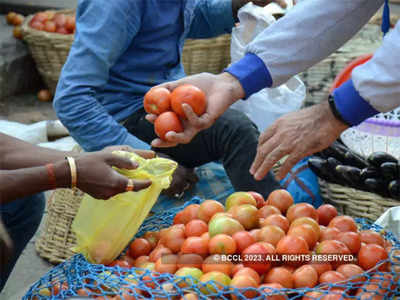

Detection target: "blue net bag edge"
[24, 197, 400, 300]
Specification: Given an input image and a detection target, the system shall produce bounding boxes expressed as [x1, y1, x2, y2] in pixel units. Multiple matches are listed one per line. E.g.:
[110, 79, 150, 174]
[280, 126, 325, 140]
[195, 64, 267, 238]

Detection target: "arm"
[53, 0, 149, 152]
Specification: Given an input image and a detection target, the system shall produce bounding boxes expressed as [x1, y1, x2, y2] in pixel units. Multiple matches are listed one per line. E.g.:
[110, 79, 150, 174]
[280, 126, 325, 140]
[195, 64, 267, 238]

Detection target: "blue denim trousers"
[0, 193, 45, 292]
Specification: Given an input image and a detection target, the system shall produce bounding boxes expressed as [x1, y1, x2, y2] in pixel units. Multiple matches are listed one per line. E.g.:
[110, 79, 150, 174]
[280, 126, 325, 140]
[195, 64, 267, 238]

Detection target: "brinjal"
[364, 178, 386, 194]
[335, 165, 362, 187]
[367, 152, 398, 167]
[327, 157, 342, 169]
[388, 179, 400, 199]
[380, 162, 399, 181]
[360, 167, 380, 181]
[308, 157, 334, 182]
[344, 151, 369, 169]
[321, 143, 347, 163]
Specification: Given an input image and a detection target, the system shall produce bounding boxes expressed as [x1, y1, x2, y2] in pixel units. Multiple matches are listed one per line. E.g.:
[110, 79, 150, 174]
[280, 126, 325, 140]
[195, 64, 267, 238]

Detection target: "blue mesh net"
[24, 197, 400, 300]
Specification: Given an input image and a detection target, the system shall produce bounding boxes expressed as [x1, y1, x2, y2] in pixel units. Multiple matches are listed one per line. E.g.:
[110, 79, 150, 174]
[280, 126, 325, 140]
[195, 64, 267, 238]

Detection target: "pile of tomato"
[28, 11, 75, 35]
[43, 190, 399, 300]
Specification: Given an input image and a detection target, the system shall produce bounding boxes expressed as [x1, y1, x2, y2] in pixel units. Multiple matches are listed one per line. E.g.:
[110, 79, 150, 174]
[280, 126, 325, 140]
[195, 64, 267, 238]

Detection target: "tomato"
[170, 84, 206, 119]
[259, 283, 286, 300]
[129, 238, 152, 258]
[177, 253, 203, 269]
[302, 291, 324, 300]
[258, 225, 285, 247]
[149, 246, 172, 262]
[337, 231, 361, 254]
[230, 275, 259, 299]
[154, 111, 183, 140]
[6, 12, 17, 24]
[37, 89, 52, 102]
[321, 290, 351, 300]
[179, 293, 198, 300]
[258, 205, 282, 219]
[232, 231, 256, 253]
[197, 200, 225, 223]
[201, 232, 210, 245]
[65, 15, 76, 32]
[293, 265, 318, 288]
[315, 240, 351, 267]
[328, 216, 358, 232]
[119, 255, 135, 266]
[280, 265, 295, 273]
[208, 234, 236, 255]
[13, 26, 23, 40]
[288, 224, 318, 249]
[320, 227, 340, 242]
[358, 244, 388, 271]
[336, 264, 365, 285]
[234, 267, 261, 284]
[208, 216, 244, 237]
[319, 270, 346, 285]
[30, 21, 45, 31]
[209, 212, 233, 223]
[232, 264, 245, 276]
[53, 13, 66, 28]
[359, 230, 385, 247]
[181, 237, 209, 257]
[12, 14, 24, 26]
[173, 204, 200, 225]
[143, 231, 160, 249]
[242, 242, 275, 274]
[308, 262, 332, 276]
[199, 271, 231, 295]
[174, 267, 203, 288]
[289, 217, 321, 240]
[32, 12, 49, 24]
[249, 229, 261, 241]
[317, 204, 338, 226]
[134, 255, 149, 267]
[229, 204, 259, 230]
[247, 191, 265, 208]
[108, 259, 131, 269]
[144, 87, 171, 115]
[266, 189, 294, 214]
[260, 214, 290, 233]
[225, 192, 257, 210]
[276, 236, 309, 260]
[286, 203, 319, 223]
[264, 267, 294, 288]
[155, 254, 178, 274]
[76, 289, 90, 297]
[185, 219, 208, 237]
[202, 254, 233, 276]
[56, 27, 69, 34]
[43, 20, 56, 32]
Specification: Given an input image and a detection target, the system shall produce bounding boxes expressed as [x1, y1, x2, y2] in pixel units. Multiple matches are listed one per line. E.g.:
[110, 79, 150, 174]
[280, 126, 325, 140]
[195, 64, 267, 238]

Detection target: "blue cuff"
[225, 53, 272, 99]
[124, 134, 151, 150]
[333, 79, 379, 126]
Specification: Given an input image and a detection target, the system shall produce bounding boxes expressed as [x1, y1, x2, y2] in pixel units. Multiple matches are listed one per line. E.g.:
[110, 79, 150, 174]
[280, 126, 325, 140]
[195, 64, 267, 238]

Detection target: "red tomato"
[185, 219, 208, 237]
[43, 20, 56, 32]
[149, 246, 172, 263]
[337, 231, 361, 254]
[173, 204, 200, 225]
[144, 87, 171, 115]
[234, 267, 261, 284]
[232, 263, 245, 276]
[202, 254, 233, 276]
[247, 191, 265, 208]
[143, 231, 160, 249]
[358, 244, 388, 271]
[286, 203, 319, 223]
[134, 255, 149, 267]
[302, 291, 323, 300]
[6, 12, 17, 25]
[259, 283, 286, 300]
[12, 14, 24, 26]
[53, 13, 66, 28]
[308, 262, 332, 276]
[288, 224, 318, 249]
[293, 265, 318, 288]
[232, 231, 256, 253]
[56, 26, 69, 34]
[359, 230, 385, 247]
[179, 294, 198, 300]
[320, 227, 340, 242]
[266, 189, 294, 214]
[181, 237, 209, 257]
[164, 225, 185, 253]
[242, 242, 275, 274]
[336, 264, 365, 285]
[230, 275, 259, 299]
[177, 253, 203, 269]
[155, 254, 178, 274]
[32, 12, 49, 23]
[30, 21, 45, 31]
[229, 204, 259, 230]
[170, 84, 206, 119]
[249, 229, 261, 241]
[289, 217, 321, 240]
[317, 204, 338, 226]
[129, 238, 152, 258]
[315, 240, 351, 267]
[264, 267, 294, 288]
[65, 15, 75, 32]
[13, 26, 23, 40]
[328, 216, 358, 232]
[319, 270, 346, 285]
[209, 234, 237, 255]
[321, 290, 351, 300]
[154, 111, 183, 140]
[258, 205, 282, 219]
[197, 200, 225, 223]
[108, 259, 131, 268]
[37, 89, 52, 102]
[258, 225, 285, 247]
[260, 214, 290, 233]
[276, 236, 309, 260]
[201, 232, 210, 245]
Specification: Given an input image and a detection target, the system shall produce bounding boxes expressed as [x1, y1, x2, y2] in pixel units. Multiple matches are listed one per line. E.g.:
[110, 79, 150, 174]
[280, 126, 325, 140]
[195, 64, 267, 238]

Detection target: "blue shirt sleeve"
[187, 0, 235, 39]
[53, 0, 150, 151]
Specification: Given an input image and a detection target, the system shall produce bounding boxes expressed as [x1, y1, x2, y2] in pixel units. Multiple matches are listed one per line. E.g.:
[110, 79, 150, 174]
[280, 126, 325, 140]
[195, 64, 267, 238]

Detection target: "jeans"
[0, 193, 45, 292]
[125, 108, 281, 196]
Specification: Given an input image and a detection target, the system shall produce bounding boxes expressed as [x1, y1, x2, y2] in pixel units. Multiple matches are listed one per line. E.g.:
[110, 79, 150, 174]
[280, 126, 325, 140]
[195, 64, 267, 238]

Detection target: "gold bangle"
[66, 156, 77, 189]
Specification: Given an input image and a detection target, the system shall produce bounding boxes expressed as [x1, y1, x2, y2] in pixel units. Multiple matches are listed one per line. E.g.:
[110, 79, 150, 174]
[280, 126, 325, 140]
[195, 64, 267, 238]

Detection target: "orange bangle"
[45, 163, 57, 190]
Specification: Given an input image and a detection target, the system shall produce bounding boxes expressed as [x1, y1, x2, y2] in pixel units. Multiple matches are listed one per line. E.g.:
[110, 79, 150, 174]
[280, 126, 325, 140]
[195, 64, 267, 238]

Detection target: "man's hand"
[0, 218, 13, 268]
[250, 101, 349, 181]
[147, 72, 245, 148]
[75, 148, 155, 200]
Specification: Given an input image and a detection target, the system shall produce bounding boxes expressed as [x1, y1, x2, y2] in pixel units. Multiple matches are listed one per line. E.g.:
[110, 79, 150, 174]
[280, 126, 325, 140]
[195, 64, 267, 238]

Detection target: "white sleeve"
[247, 0, 384, 87]
[352, 22, 400, 112]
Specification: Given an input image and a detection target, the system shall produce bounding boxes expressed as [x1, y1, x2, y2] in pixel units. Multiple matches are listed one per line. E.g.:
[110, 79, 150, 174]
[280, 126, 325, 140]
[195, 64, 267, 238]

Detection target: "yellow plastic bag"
[71, 151, 177, 265]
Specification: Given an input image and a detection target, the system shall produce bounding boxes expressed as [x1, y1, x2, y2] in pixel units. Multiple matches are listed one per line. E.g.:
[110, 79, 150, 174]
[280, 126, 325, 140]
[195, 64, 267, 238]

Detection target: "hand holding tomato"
[146, 72, 245, 148]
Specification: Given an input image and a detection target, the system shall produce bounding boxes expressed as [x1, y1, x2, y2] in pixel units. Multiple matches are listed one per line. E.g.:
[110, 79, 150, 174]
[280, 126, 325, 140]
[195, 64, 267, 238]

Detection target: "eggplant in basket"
[364, 178, 388, 195]
[367, 152, 398, 168]
[344, 151, 369, 169]
[360, 166, 380, 181]
[380, 162, 399, 181]
[335, 165, 362, 188]
[388, 179, 400, 199]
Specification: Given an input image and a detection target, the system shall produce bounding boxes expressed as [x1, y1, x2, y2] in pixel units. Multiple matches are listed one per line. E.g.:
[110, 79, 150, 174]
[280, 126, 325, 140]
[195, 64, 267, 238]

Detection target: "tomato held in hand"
[171, 84, 206, 119]
[154, 111, 183, 140]
[144, 87, 171, 115]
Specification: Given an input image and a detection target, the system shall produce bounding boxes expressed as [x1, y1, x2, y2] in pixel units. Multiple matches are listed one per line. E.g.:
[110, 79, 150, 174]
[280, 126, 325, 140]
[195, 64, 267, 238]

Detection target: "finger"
[151, 138, 178, 148]
[258, 124, 277, 148]
[250, 134, 279, 175]
[275, 153, 301, 180]
[164, 131, 194, 145]
[155, 80, 180, 92]
[132, 179, 152, 191]
[105, 153, 139, 169]
[133, 149, 156, 159]
[182, 104, 202, 127]
[145, 114, 157, 124]
[254, 146, 289, 181]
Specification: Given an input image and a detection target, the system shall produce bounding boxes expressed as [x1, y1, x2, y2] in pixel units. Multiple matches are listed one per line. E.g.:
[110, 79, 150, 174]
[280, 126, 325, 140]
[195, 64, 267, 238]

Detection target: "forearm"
[0, 133, 72, 170]
[0, 160, 70, 203]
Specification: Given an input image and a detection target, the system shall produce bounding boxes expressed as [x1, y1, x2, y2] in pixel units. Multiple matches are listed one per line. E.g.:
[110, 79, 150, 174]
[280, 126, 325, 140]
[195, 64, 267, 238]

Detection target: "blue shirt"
[54, 0, 234, 151]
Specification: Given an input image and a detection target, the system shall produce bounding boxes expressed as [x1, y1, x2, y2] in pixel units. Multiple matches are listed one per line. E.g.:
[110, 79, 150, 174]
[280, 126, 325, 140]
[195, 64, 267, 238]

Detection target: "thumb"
[104, 153, 139, 170]
[156, 80, 180, 92]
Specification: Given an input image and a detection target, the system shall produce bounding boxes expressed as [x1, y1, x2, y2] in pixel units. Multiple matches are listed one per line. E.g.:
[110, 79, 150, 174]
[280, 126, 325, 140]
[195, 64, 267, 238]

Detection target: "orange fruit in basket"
[247, 191, 265, 208]
[258, 205, 281, 219]
[164, 225, 185, 253]
[197, 200, 225, 223]
[32, 12, 49, 24]
[173, 204, 200, 225]
[129, 238, 152, 258]
[336, 264, 366, 285]
[261, 214, 289, 233]
[181, 236, 209, 257]
[264, 267, 294, 288]
[232, 231, 256, 253]
[328, 216, 358, 232]
[359, 230, 385, 247]
[308, 262, 332, 277]
[53, 13, 66, 28]
[286, 203, 319, 223]
[234, 267, 261, 285]
[30, 21, 44, 31]
[288, 224, 318, 249]
[230, 275, 259, 299]
[337, 231, 361, 254]
[155, 254, 178, 274]
[293, 265, 318, 288]
[358, 244, 388, 271]
[266, 189, 293, 214]
[185, 219, 208, 237]
[209, 234, 237, 255]
[319, 227, 340, 242]
[177, 253, 203, 269]
[171, 84, 206, 119]
[259, 225, 285, 247]
[259, 283, 286, 300]
[317, 204, 338, 226]
[319, 270, 346, 286]
[43, 20, 56, 32]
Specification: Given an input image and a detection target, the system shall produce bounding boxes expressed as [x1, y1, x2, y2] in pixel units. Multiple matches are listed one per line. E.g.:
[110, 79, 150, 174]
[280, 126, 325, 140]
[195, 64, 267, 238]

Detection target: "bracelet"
[65, 157, 77, 189]
[328, 94, 351, 127]
[45, 163, 57, 190]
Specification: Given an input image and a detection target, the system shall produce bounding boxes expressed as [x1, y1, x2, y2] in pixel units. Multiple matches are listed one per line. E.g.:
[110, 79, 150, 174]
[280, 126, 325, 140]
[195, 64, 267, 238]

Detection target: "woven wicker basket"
[318, 179, 399, 222]
[21, 10, 75, 94]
